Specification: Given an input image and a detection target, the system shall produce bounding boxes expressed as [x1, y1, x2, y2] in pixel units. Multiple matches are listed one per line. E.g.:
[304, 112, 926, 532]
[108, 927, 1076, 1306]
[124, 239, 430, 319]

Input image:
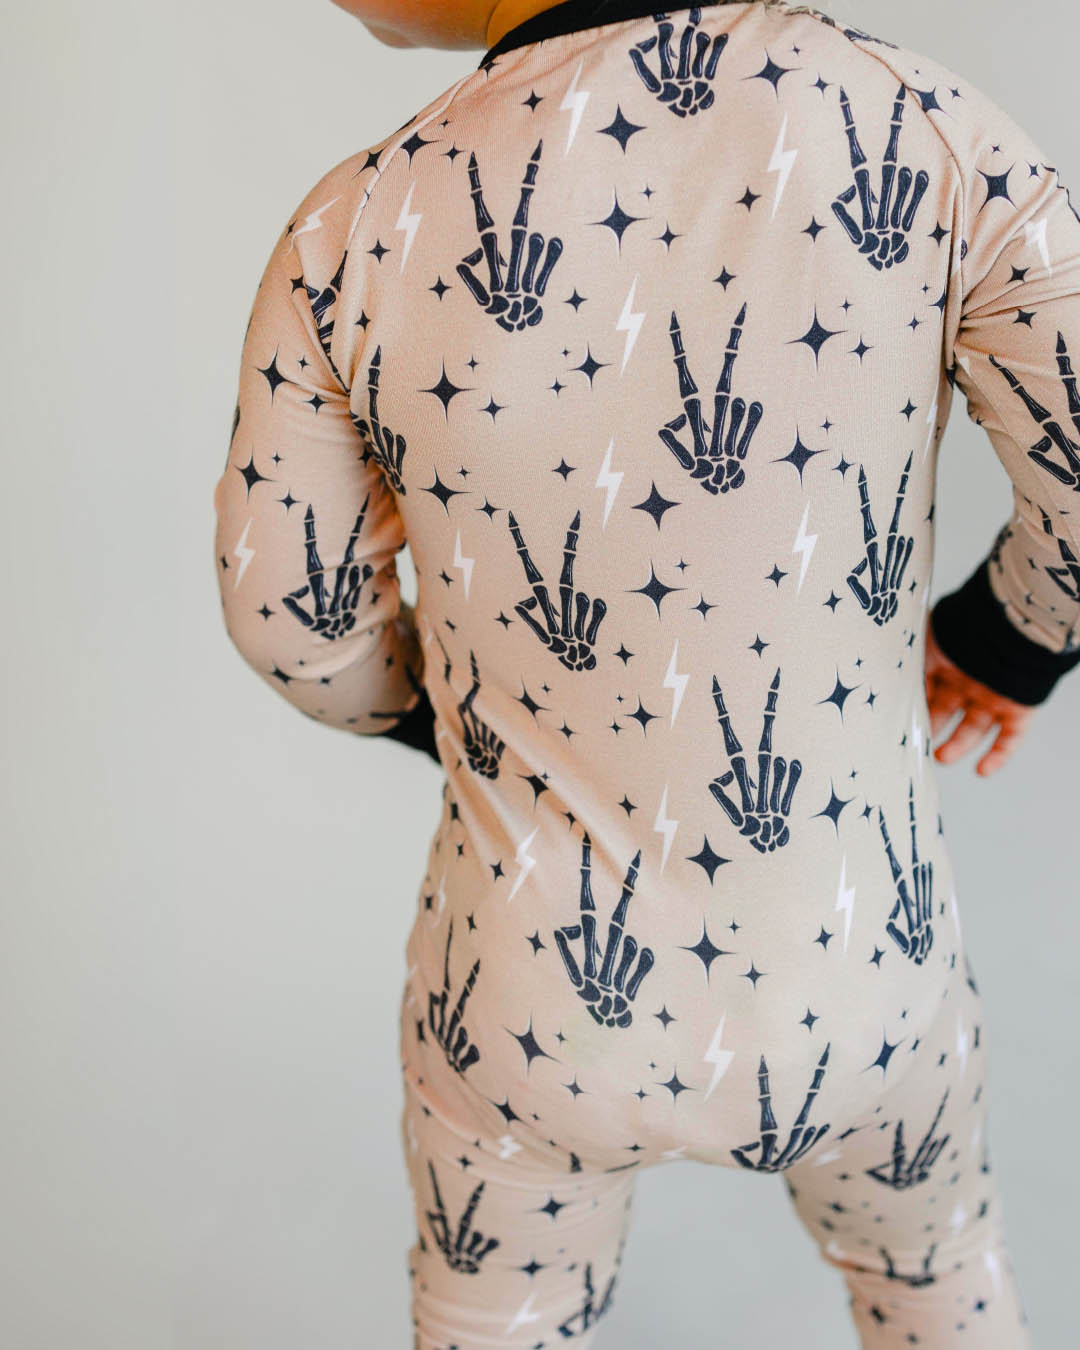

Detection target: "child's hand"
[925, 624, 1037, 776]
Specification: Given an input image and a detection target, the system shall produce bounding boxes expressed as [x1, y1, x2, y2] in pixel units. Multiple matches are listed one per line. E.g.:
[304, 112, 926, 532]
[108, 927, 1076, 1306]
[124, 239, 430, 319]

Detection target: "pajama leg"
[782, 964, 1030, 1347]
[399, 1070, 638, 1349]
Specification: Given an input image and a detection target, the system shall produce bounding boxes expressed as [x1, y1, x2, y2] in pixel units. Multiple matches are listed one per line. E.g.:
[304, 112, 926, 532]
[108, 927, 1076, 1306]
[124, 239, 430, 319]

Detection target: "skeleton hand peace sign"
[709, 668, 802, 852]
[731, 1045, 832, 1172]
[555, 832, 655, 1029]
[878, 779, 934, 964]
[424, 1161, 500, 1274]
[427, 918, 481, 1076]
[457, 140, 563, 333]
[281, 498, 374, 639]
[659, 304, 764, 494]
[990, 330, 1080, 490]
[628, 8, 729, 117]
[507, 509, 607, 671]
[832, 83, 930, 270]
[349, 344, 407, 494]
[458, 651, 506, 778]
[847, 452, 914, 624]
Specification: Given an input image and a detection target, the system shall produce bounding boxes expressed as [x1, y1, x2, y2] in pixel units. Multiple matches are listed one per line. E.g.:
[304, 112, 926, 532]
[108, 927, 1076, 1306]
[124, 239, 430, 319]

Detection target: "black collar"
[478, 0, 731, 70]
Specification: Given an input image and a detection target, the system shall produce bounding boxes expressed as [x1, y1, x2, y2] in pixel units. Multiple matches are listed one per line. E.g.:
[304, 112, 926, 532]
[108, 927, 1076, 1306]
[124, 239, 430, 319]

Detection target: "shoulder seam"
[333, 67, 484, 391]
[796, 8, 969, 311]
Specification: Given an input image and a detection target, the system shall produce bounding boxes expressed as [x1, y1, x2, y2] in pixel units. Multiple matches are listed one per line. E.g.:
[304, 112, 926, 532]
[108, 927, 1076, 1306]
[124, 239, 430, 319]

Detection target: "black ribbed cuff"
[380, 686, 440, 763]
[929, 555, 1080, 705]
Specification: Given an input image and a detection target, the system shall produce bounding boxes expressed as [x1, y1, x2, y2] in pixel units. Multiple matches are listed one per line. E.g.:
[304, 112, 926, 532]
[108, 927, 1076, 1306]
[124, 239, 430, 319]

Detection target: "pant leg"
[400, 1066, 638, 1349]
[781, 959, 1030, 1347]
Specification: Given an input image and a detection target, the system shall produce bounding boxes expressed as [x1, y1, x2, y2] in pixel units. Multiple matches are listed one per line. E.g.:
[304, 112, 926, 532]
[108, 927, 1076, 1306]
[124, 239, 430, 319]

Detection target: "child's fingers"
[933, 704, 996, 763]
[925, 676, 965, 738]
[975, 720, 1026, 776]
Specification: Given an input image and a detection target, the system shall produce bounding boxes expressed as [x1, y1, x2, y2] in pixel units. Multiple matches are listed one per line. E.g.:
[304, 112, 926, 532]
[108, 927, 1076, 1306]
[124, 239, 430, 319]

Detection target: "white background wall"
[3, 0, 1077, 1344]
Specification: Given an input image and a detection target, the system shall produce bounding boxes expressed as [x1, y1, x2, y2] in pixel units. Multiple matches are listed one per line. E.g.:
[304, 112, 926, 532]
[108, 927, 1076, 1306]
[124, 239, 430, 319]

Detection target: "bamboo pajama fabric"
[213, 2, 1080, 1343]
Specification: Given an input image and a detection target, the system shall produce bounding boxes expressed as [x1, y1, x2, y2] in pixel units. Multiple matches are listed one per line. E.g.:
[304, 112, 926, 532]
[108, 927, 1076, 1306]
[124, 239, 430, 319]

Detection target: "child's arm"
[929, 81, 1080, 712]
[212, 157, 437, 760]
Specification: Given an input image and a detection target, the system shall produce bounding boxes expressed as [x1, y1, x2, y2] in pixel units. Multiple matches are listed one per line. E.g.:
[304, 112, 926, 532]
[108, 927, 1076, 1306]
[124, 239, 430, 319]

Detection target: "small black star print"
[679, 923, 731, 978]
[687, 835, 729, 883]
[633, 482, 680, 529]
[591, 191, 645, 249]
[629, 562, 684, 616]
[597, 105, 646, 152]
[868, 1033, 901, 1074]
[657, 1068, 693, 1101]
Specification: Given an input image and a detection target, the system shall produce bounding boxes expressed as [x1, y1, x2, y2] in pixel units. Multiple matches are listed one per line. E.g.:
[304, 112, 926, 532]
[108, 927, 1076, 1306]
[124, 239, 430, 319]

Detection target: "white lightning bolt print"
[232, 517, 255, 588]
[663, 639, 689, 726]
[508, 825, 539, 902]
[792, 502, 817, 593]
[394, 179, 422, 273]
[1024, 215, 1052, 276]
[653, 784, 678, 873]
[615, 275, 645, 375]
[921, 388, 939, 461]
[660, 1144, 688, 1160]
[506, 1293, 542, 1334]
[950, 1202, 968, 1237]
[559, 58, 591, 155]
[834, 854, 856, 954]
[430, 871, 447, 926]
[453, 528, 474, 599]
[984, 1249, 1004, 1296]
[496, 1133, 523, 1161]
[912, 704, 925, 780]
[956, 1013, 970, 1076]
[703, 1013, 735, 1101]
[595, 438, 622, 528]
[950, 890, 963, 944]
[285, 195, 341, 253]
[812, 1147, 843, 1168]
[767, 114, 798, 218]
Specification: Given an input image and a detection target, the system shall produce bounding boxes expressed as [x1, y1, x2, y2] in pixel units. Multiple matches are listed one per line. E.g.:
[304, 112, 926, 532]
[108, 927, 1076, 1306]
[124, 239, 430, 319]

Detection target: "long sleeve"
[212, 155, 438, 758]
[930, 84, 1080, 705]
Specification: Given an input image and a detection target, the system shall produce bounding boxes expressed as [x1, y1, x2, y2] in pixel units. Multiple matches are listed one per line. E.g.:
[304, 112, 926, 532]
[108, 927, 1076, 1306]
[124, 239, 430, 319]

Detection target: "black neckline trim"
[478, 0, 733, 70]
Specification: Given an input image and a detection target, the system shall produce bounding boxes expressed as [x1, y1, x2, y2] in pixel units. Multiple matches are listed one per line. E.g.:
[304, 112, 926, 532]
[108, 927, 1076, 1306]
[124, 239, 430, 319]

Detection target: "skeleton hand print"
[866, 1090, 951, 1189]
[349, 345, 407, 494]
[659, 304, 764, 494]
[507, 509, 607, 671]
[708, 668, 802, 852]
[457, 651, 505, 778]
[628, 8, 729, 117]
[557, 1261, 618, 1337]
[847, 451, 914, 624]
[281, 498, 374, 638]
[731, 1044, 832, 1171]
[832, 83, 930, 270]
[300, 249, 348, 389]
[878, 779, 934, 964]
[457, 141, 563, 333]
[880, 1243, 938, 1288]
[428, 918, 481, 1075]
[555, 832, 655, 1029]
[1039, 506, 1080, 600]
[424, 1160, 500, 1273]
[990, 331, 1080, 489]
